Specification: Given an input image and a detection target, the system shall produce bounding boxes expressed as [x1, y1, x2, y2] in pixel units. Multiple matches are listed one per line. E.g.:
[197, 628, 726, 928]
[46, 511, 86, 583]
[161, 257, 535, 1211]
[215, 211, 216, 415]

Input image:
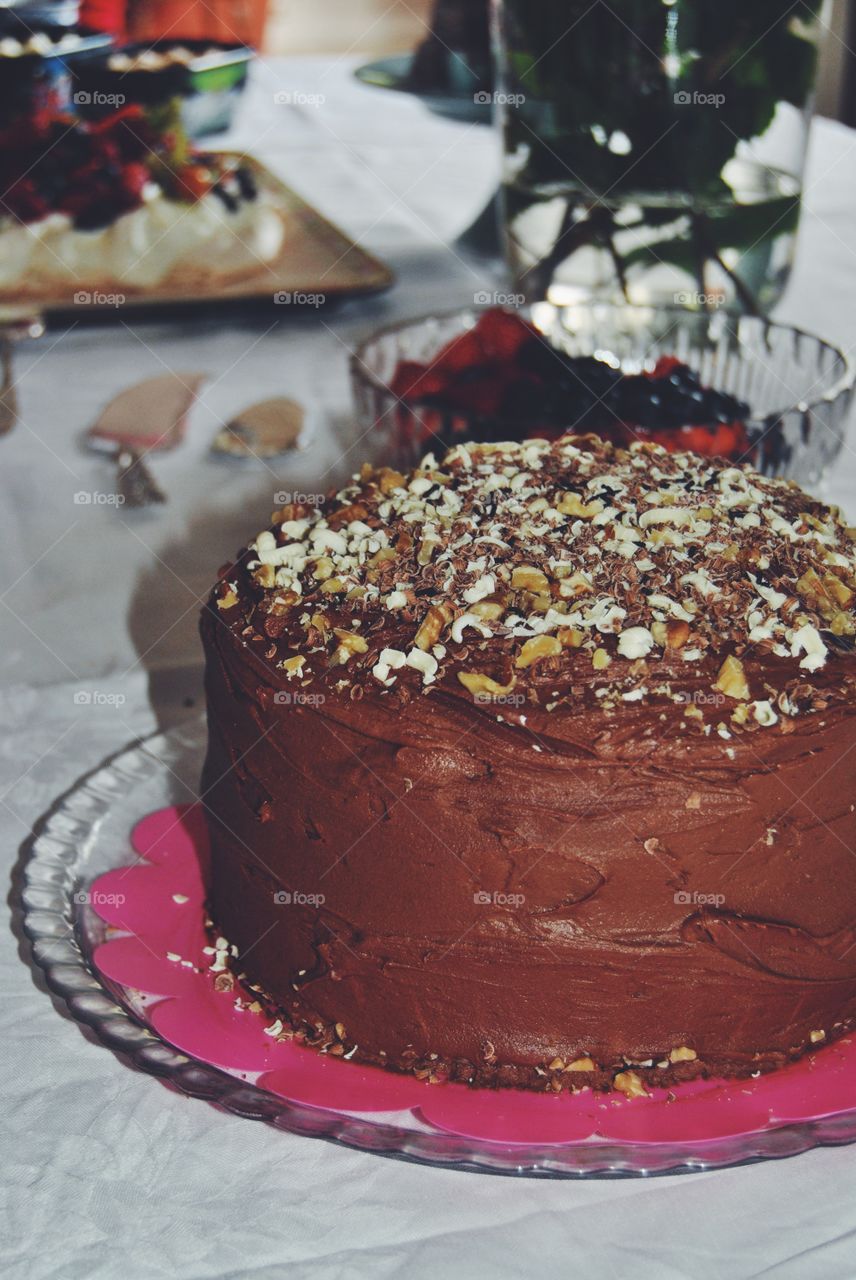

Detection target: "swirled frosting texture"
[201, 438, 856, 1092]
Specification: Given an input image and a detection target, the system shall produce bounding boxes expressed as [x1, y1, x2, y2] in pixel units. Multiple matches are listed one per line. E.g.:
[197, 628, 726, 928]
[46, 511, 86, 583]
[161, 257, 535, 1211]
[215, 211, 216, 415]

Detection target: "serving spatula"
[86, 371, 206, 506]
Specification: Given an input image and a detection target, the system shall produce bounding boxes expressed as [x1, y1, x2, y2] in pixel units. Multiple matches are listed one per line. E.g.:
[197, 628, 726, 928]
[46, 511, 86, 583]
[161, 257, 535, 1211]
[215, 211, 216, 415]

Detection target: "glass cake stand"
[20, 716, 856, 1178]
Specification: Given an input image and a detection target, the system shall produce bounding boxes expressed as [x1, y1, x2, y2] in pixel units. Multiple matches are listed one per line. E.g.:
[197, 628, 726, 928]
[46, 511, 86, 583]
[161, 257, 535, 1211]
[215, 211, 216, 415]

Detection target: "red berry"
[650, 355, 683, 380]
[475, 307, 537, 362]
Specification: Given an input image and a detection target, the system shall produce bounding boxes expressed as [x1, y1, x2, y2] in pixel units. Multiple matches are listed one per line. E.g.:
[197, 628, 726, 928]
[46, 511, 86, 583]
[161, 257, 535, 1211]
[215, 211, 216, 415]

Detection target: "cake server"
[85, 371, 206, 507]
[210, 396, 308, 460]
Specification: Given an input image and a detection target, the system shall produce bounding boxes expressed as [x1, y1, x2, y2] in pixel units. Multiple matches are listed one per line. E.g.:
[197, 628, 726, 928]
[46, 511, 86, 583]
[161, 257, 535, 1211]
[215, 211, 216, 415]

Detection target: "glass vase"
[491, 0, 825, 312]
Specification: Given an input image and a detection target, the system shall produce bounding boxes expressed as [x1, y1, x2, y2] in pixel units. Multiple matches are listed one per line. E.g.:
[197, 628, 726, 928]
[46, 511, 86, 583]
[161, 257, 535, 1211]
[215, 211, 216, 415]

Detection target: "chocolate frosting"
[200, 439, 856, 1092]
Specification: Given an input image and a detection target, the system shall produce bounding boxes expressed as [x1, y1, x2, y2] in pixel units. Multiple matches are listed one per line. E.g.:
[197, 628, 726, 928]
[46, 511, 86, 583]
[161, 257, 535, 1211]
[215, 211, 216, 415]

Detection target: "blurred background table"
[4, 53, 856, 1280]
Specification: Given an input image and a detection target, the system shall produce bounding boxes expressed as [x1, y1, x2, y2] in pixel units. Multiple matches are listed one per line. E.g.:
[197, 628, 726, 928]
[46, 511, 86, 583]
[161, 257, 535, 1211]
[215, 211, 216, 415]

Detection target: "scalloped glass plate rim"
[19, 718, 856, 1177]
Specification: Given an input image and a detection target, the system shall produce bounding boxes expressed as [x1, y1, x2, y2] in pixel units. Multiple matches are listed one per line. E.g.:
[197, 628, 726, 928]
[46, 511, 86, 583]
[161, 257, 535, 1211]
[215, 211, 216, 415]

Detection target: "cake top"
[211, 436, 856, 729]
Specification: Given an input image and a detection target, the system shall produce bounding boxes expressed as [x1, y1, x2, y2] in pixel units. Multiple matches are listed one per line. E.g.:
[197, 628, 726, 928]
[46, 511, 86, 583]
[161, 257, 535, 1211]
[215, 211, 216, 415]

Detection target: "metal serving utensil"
[85, 371, 206, 507]
[210, 396, 307, 460]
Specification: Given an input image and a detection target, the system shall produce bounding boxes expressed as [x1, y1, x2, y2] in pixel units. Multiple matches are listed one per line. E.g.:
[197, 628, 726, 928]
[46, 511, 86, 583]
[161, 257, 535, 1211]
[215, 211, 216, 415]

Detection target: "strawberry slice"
[475, 307, 538, 362]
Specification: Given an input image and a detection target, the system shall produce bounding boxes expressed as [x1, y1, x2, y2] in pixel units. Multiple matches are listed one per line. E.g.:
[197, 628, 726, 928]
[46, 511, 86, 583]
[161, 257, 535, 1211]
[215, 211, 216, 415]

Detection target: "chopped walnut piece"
[268, 594, 297, 618]
[566, 1056, 595, 1072]
[556, 492, 603, 519]
[271, 502, 307, 524]
[414, 604, 453, 651]
[333, 629, 368, 662]
[217, 589, 238, 610]
[824, 573, 854, 608]
[669, 1045, 697, 1063]
[312, 557, 334, 581]
[327, 501, 368, 529]
[471, 598, 505, 621]
[714, 654, 750, 701]
[558, 570, 594, 598]
[558, 627, 584, 648]
[511, 565, 550, 593]
[457, 672, 517, 697]
[614, 1070, 647, 1098]
[647, 528, 683, 547]
[592, 647, 611, 671]
[527, 592, 554, 615]
[417, 537, 440, 566]
[378, 468, 406, 495]
[795, 567, 853, 620]
[515, 635, 562, 668]
[830, 611, 856, 636]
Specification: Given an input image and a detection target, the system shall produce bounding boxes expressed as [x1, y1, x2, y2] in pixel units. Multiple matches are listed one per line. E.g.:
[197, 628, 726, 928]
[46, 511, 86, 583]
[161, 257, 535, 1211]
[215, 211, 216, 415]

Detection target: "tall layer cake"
[201, 437, 856, 1094]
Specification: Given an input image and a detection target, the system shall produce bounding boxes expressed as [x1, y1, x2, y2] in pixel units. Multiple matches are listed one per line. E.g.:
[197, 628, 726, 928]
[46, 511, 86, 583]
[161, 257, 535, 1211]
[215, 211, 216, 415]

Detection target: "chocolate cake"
[201, 437, 856, 1095]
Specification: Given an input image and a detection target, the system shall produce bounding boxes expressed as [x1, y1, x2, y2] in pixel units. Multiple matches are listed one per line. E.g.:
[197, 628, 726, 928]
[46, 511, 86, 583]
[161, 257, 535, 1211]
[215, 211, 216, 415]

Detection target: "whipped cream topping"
[0, 33, 83, 57]
[0, 185, 285, 289]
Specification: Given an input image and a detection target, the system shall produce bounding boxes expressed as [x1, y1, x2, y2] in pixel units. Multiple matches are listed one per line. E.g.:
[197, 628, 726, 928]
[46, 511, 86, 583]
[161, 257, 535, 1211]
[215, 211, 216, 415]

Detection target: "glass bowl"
[350, 303, 855, 483]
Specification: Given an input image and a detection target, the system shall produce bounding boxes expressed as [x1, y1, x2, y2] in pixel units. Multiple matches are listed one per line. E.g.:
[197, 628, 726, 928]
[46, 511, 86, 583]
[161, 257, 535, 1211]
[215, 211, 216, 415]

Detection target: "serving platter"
[20, 717, 856, 1177]
[0, 154, 393, 319]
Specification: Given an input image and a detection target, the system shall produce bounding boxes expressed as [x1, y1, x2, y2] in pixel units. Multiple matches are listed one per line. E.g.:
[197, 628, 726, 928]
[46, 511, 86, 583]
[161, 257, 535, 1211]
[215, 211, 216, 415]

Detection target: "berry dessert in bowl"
[351, 304, 854, 482]
[200, 434, 856, 1096]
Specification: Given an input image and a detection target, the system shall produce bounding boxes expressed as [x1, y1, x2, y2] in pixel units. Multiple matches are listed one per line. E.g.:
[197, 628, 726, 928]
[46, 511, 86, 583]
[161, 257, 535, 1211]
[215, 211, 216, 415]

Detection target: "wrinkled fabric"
[3, 57, 856, 1280]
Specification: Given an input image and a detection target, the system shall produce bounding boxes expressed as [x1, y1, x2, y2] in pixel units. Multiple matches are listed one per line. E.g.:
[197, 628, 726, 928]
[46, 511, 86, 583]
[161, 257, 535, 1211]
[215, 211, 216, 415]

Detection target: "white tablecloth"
[4, 57, 856, 1280]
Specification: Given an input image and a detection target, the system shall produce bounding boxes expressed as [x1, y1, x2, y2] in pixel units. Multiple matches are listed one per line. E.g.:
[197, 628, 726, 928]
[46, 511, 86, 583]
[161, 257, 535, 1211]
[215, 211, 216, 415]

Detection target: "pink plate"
[90, 803, 856, 1151]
